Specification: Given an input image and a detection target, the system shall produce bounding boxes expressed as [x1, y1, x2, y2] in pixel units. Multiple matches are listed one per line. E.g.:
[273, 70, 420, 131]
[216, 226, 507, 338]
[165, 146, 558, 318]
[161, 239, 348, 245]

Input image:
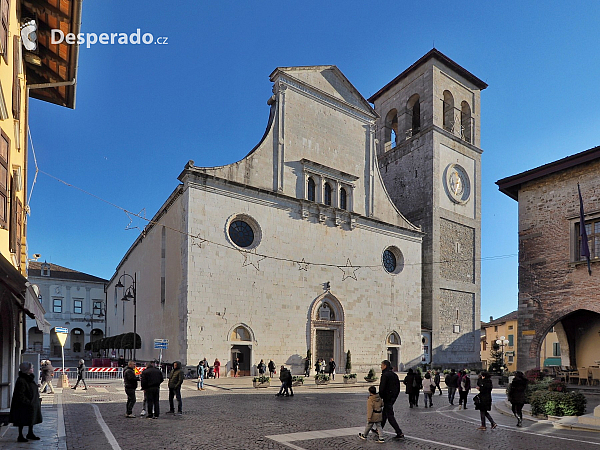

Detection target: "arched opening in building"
[310, 293, 344, 372]
[406, 94, 420, 136]
[307, 177, 316, 202]
[324, 182, 332, 206]
[28, 327, 43, 352]
[461, 101, 472, 143]
[537, 309, 600, 382]
[71, 328, 85, 356]
[229, 324, 254, 377]
[386, 332, 401, 371]
[443, 90, 454, 131]
[384, 109, 398, 151]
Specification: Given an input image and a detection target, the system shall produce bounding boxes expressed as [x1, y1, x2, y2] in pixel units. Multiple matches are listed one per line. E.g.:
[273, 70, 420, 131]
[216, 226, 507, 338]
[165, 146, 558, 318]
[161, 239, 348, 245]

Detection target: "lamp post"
[115, 273, 137, 361]
[496, 336, 509, 370]
[84, 303, 104, 357]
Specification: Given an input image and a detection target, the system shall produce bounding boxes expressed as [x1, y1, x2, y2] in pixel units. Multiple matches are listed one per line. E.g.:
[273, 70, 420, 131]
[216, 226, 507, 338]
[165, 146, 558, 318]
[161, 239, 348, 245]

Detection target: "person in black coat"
[379, 360, 404, 440]
[71, 359, 87, 390]
[141, 361, 164, 419]
[509, 371, 528, 427]
[402, 368, 417, 408]
[476, 371, 497, 430]
[10, 362, 43, 442]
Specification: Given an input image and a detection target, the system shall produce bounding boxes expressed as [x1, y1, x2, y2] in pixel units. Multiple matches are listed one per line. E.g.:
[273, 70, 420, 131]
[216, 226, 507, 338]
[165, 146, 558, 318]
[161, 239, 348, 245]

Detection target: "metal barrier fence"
[53, 368, 124, 380]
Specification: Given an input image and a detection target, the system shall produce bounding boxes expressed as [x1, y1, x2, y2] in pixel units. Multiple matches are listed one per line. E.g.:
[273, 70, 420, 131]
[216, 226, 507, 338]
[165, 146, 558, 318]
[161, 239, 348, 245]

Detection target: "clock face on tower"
[444, 163, 470, 204]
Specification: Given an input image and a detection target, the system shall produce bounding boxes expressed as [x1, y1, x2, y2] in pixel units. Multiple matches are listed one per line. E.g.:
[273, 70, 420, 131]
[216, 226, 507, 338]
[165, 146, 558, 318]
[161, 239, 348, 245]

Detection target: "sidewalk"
[203, 372, 375, 391]
[0, 390, 65, 449]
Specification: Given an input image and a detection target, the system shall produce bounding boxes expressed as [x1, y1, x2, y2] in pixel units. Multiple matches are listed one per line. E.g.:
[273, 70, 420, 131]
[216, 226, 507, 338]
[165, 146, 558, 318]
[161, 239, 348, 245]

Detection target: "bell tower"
[369, 50, 487, 367]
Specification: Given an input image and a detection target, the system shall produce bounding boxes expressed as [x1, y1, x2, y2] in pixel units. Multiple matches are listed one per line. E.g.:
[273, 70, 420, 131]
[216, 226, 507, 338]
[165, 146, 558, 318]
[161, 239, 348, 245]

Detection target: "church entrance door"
[387, 347, 399, 372]
[231, 345, 251, 377]
[315, 330, 335, 363]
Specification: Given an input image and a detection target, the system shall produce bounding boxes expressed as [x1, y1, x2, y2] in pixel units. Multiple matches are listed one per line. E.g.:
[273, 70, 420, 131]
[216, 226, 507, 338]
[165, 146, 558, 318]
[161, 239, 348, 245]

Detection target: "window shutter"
[0, 0, 8, 62]
[9, 173, 15, 252]
[12, 35, 20, 120]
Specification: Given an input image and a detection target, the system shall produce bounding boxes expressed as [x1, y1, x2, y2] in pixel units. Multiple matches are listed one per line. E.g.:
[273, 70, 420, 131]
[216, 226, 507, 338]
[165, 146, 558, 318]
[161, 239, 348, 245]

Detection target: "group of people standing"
[313, 358, 336, 379]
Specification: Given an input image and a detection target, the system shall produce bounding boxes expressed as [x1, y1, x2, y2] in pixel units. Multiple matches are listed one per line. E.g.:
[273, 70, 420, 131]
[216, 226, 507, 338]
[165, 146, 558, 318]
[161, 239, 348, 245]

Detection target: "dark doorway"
[387, 347, 399, 371]
[315, 330, 335, 362]
[231, 345, 251, 376]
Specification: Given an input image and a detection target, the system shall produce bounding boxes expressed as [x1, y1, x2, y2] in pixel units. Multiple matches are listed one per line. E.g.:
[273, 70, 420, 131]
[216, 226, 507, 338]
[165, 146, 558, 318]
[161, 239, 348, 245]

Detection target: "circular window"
[383, 250, 396, 273]
[226, 214, 262, 249]
[382, 246, 404, 275]
[229, 220, 254, 248]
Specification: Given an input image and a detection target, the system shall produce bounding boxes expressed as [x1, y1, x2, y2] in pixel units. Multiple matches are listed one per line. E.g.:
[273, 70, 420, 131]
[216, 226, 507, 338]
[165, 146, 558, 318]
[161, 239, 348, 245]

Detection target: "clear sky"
[26, 1, 600, 322]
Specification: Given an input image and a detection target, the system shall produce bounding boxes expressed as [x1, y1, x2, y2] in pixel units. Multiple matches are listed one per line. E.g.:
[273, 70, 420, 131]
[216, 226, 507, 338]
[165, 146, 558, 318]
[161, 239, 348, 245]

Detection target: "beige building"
[480, 311, 518, 372]
[0, 0, 82, 411]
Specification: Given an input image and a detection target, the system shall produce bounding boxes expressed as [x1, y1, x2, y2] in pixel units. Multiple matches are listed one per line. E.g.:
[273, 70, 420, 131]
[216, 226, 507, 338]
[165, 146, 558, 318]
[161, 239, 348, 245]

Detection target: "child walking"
[358, 386, 385, 443]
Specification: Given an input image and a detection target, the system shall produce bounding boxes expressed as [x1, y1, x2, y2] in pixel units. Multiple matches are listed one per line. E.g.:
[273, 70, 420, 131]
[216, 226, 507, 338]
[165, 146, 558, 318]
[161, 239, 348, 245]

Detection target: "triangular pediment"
[270, 65, 376, 117]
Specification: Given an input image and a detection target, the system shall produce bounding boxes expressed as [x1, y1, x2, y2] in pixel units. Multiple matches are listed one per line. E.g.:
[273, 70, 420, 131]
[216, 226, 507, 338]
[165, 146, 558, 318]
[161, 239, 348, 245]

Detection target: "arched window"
[324, 182, 332, 206]
[231, 326, 251, 341]
[339, 188, 347, 210]
[443, 90, 454, 131]
[384, 109, 398, 150]
[307, 177, 316, 201]
[461, 101, 472, 143]
[407, 94, 420, 136]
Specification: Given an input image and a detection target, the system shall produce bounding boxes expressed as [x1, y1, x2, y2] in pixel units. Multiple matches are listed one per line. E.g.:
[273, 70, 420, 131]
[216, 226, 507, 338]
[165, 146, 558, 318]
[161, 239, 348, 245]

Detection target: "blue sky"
[26, 1, 600, 322]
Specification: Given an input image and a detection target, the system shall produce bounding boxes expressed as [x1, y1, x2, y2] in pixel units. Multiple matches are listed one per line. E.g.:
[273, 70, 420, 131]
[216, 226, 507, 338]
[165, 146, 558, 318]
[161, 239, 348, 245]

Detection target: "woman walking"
[9, 362, 43, 442]
[476, 371, 497, 430]
[422, 371, 435, 408]
[509, 371, 528, 427]
[458, 370, 471, 409]
[402, 368, 418, 408]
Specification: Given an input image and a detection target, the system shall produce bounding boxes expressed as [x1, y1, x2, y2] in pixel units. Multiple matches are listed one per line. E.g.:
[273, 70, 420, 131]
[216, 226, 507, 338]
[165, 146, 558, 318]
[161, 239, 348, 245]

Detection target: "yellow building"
[480, 311, 518, 372]
[0, 0, 82, 412]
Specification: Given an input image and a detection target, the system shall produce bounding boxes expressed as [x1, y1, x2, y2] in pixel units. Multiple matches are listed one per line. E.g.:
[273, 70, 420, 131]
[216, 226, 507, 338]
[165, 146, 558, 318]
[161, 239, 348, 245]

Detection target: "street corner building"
[106, 50, 486, 374]
[497, 146, 600, 372]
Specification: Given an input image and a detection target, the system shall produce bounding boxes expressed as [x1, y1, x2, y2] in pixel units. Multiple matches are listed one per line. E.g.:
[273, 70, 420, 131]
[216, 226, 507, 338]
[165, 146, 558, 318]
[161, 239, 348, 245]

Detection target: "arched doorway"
[310, 293, 344, 371]
[71, 328, 85, 357]
[28, 327, 43, 352]
[386, 332, 401, 371]
[229, 324, 254, 376]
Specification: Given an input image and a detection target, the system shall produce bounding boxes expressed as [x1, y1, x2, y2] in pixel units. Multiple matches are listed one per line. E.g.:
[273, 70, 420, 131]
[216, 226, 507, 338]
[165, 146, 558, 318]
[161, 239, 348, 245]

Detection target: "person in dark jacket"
[123, 360, 139, 418]
[434, 370, 442, 395]
[509, 371, 528, 427]
[379, 360, 404, 440]
[276, 366, 293, 396]
[71, 359, 87, 390]
[402, 368, 417, 408]
[444, 369, 459, 405]
[268, 359, 276, 377]
[476, 371, 497, 430]
[167, 361, 184, 414]
[458, 370, 471, 410]
[39, 360, 55, 394]
[233, 358, 240, 377]
[141, 361, 164, 419]
[328, 358, 337, 380]
[10, 362, 43, 442]
[304, 357, 310, 377]
[258, 359, 266, 376]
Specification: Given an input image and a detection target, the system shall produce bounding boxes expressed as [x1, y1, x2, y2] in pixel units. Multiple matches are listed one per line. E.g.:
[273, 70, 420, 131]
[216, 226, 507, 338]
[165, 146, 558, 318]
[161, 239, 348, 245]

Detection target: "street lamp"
[115, 273, 137, 361]
[496, 336, 509, 370]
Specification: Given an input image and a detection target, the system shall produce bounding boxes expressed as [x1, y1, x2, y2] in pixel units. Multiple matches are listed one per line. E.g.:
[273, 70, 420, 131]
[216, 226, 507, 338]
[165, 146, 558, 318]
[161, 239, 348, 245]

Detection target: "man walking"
[71, 359, 87, 390]
[379, 360, 404, 440]
[445, 369, 459, 405]
[140, 361, 164, 419]
[434, 369, 442, 395]
[328, 358, 336, 380]
[167, 361, 184, 415]
[123, 361, 138, 418]
[39, 360, 55, 394]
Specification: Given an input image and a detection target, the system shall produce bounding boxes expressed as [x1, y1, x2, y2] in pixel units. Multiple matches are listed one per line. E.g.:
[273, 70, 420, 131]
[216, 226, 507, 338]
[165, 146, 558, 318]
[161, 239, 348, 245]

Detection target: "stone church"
[106, 50, 485, 373]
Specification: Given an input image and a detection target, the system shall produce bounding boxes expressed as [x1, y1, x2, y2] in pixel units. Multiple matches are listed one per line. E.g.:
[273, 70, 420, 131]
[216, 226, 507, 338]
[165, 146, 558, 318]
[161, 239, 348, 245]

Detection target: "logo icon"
[21, 19, 37, 51]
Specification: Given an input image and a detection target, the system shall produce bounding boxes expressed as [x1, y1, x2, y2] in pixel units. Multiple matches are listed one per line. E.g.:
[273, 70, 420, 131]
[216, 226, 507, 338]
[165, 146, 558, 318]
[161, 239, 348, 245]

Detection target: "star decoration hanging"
[124, 208, 147, 232]
[240, 250, 265, 271]
[338, 258, 359, 281]
[297, 258, 309, 271]
[191, 233, 207, 249]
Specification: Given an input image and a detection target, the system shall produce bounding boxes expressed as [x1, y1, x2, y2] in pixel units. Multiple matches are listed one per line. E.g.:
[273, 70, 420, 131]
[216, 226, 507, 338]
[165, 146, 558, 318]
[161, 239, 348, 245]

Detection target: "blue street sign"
[154, 339, 168, 349]
[55, 327, 68, 334]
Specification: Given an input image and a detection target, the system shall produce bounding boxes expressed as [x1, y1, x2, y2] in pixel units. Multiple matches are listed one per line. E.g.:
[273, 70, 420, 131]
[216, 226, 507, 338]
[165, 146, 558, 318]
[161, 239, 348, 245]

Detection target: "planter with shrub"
[252, 376, 270, 388]
[292, 376, 304, 387]
[343, 373, 357, 384]
[364, 368, 378, 382]
[314, 373, 330, 385]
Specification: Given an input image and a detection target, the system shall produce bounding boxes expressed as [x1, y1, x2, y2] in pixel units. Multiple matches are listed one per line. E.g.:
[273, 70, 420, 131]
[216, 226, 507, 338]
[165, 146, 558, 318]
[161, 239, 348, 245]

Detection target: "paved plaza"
[3, 377, 600, 449]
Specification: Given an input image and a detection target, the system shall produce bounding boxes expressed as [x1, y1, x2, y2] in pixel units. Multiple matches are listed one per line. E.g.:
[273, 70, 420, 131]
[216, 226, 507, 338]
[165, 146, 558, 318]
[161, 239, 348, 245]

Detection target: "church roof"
[368, 49, 488, 103]
[497, 145, 600, 201]
[28, 261, 107, 283]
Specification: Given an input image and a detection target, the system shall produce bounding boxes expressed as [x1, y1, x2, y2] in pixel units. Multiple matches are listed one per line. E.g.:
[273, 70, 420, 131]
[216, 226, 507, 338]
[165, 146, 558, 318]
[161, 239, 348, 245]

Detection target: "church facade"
[107, 51, 484, 373]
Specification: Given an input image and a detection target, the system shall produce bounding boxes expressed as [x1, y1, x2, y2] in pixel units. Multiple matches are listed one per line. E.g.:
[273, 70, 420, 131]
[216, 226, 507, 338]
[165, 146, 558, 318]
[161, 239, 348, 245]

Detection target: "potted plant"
[364, 368, 378, 382]
[292, 376, 304, 387]
[252, 375, 270, 388]
[314, 373, 330, 385]
[343, 373, 357, 384]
